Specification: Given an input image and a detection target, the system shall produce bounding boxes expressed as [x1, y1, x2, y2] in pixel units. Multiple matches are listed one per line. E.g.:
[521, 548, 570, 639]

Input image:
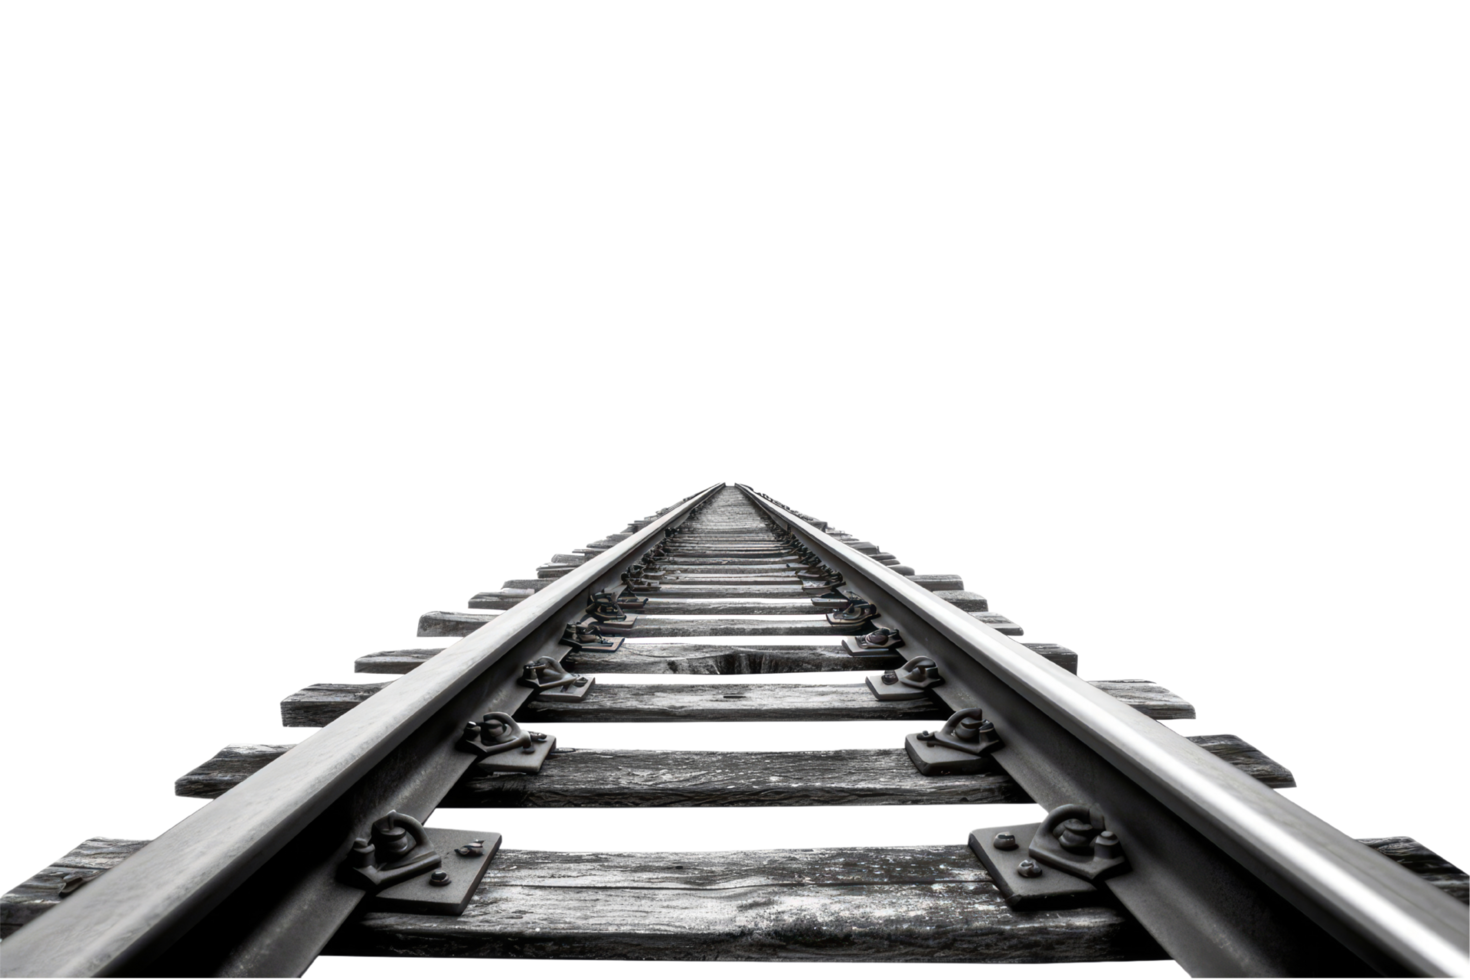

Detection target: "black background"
[2, 470, 1446, 975]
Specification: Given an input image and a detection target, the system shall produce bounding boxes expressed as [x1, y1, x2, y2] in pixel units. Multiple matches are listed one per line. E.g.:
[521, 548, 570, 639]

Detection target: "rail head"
[736, 485, 1469, 978]
[0, 483, 726, 978]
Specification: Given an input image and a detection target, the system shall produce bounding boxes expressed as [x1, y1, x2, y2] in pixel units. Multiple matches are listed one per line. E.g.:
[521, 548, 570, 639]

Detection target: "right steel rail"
[737, 485, 1469, 978]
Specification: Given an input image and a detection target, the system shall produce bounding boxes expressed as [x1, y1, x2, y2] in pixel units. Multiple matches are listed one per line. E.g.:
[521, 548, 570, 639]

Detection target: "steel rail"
[1, 483, 725, 978]
[736, 486, 1469, 978]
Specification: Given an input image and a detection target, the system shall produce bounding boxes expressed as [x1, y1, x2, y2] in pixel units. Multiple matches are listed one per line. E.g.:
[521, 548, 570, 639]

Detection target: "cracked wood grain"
[359, 643, 884, 676]
[356, 641, 1078, 676]
[322, 840, 1468, 962]
[11, 838, 1456, 961]
[280, 679, 1191, 727]
[473, 588, 989, 609]
[323, 845, 1167, 963]
[417, 610, 1024, 639]
[175, 735, 1294, 805]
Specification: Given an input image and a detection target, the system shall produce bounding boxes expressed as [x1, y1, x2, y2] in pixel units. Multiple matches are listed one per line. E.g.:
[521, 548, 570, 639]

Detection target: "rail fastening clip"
[906, 707, 1002, 774]
[457, 710, 556, 773]
[969, 803, 1129, 910]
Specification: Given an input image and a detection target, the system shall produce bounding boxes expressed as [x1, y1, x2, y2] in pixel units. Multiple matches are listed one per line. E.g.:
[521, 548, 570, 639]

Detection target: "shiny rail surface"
[737, 485, 1470, 977]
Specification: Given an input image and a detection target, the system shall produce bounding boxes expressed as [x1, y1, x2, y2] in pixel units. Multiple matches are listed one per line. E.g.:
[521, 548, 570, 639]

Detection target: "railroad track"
[2, 484, 1466, 976]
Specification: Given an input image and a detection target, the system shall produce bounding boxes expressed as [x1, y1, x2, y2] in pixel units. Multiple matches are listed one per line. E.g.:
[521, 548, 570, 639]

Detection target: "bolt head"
[993, 833, 1018, 851]
[1017, 859, 1042, 878]
[429, 870, 450, 886]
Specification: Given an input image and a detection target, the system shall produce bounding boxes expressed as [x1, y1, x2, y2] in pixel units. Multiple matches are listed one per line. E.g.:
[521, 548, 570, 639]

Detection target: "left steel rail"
[0, 483, 724, 978]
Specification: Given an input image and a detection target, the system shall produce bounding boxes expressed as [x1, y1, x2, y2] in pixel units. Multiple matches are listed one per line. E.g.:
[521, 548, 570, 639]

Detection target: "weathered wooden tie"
[6, 839, 1463, 960]
[176, 734, 1293, 804]
[280, 679, 1193, 727]
[417, 609, 1023, 638]
[356, 640, 1078, 676]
